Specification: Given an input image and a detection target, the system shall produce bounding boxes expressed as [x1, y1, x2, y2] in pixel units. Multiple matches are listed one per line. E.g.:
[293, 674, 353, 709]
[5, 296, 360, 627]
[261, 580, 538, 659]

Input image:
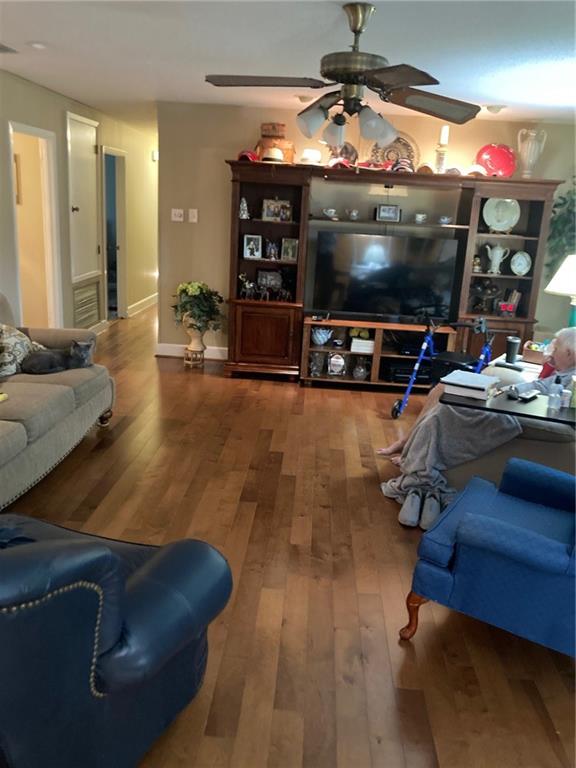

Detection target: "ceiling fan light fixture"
[358, 105, 397, 143]
[322, 114, 346, 147]
[297, 105, 328, 138]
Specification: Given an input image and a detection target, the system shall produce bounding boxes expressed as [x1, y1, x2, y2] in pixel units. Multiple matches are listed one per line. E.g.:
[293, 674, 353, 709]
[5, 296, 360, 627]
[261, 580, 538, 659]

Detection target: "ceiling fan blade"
[365, 64, 439, 89]
[386, 87, 480, 124]
[305, 90, 342, 111]
[205, 75, 329, 88]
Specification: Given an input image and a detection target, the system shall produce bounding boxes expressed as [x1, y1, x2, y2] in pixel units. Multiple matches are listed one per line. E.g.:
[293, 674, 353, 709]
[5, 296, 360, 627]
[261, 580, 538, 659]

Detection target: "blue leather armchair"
[400, 459, 575, 657]
[0, 514, 233, 768]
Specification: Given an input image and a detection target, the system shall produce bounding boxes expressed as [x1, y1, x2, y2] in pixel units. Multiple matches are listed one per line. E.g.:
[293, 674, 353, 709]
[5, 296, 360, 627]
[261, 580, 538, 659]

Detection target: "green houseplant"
[172, 282, 224, 366]
[547, 177, 575, 277]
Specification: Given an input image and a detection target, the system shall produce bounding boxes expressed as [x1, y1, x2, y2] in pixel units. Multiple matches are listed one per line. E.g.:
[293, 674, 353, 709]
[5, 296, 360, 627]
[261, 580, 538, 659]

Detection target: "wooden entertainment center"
[225, 160, 559, 387]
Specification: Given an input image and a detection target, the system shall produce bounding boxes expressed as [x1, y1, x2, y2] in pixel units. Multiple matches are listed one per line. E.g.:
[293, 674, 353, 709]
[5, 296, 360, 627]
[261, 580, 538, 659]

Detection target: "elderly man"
[380, 327, 576, 529]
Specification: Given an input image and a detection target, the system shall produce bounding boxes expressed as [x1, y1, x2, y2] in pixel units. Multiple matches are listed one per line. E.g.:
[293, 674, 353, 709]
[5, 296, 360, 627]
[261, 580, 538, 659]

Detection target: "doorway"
[10, 124, 62, 327]
[102, 147, 127, 319]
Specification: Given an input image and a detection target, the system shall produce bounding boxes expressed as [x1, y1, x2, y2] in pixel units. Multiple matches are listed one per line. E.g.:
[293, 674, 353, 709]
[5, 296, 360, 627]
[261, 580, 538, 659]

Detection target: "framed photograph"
[375, 204, 401, 223]
[281, 238, 299, 262]
[243, 234, 262, 260]
[262, 198, 292, 222]
[256, 269, 283, 290]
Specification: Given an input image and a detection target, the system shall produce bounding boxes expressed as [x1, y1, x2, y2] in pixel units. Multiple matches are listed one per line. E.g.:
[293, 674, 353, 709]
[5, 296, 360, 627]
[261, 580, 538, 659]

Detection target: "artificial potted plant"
[172, 281, 224, 366]
[547, 177, 575, 277]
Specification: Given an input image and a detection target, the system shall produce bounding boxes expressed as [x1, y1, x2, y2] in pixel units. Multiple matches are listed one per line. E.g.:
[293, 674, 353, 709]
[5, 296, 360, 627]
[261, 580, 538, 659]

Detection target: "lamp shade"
[322, 118, 346, 147]
[297, 106, 327, 139]
[358, 106, 398, 144]
[545, 254, 576, 297]
[544, 254, 576, 327]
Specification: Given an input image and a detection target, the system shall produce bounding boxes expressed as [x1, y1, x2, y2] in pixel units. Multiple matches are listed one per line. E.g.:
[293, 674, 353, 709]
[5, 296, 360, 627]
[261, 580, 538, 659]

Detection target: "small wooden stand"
[184, 348, 204, 368]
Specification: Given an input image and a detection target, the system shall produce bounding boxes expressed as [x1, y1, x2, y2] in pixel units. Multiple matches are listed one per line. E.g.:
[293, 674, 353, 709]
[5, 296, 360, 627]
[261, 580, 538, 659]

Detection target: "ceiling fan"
[205, 2, 480, 136]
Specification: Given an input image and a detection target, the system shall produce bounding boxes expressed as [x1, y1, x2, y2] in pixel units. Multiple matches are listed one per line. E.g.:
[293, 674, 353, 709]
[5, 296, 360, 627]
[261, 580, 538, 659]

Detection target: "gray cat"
[21, 340, 95, 374]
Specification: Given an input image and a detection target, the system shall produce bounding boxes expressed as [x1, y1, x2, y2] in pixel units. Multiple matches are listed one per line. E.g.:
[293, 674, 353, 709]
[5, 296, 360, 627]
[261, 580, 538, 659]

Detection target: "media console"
[300, 316, 456, 389]
[225, 160, 560, 387]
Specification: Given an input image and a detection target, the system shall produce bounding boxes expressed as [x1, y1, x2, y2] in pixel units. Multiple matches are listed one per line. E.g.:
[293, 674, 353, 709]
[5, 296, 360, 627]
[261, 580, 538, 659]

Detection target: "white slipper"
[420, 493, 442, 531]
[398, 490, 422, 527]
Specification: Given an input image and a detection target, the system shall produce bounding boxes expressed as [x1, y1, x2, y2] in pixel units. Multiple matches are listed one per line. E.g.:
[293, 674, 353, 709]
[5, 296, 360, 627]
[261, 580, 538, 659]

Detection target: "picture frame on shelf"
[262, 198, 292, 222]
[281, 237, 299, 262]
[375, 204, 401, 223]
[256, 269, 283, 290]
[243, 234, 262, 260]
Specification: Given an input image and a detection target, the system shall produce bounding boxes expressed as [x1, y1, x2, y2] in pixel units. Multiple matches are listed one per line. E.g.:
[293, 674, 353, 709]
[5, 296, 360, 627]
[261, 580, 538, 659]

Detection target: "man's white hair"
[555, 327, 576, 350]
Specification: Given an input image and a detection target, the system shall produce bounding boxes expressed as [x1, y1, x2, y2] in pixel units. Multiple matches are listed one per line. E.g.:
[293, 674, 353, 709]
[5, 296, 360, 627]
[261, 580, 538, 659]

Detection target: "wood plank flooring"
[8, 309, 574, 768]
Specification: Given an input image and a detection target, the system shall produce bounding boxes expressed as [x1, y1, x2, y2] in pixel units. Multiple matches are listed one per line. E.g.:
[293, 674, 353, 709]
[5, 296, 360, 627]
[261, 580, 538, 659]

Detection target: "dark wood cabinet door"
[234, 304, 300, 366]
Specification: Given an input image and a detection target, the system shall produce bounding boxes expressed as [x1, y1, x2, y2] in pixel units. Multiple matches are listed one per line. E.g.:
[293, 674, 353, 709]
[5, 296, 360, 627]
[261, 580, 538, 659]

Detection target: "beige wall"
[0, 70, 158, 326]
[157, 102, 575, 349]
[12, 132, 49, 326]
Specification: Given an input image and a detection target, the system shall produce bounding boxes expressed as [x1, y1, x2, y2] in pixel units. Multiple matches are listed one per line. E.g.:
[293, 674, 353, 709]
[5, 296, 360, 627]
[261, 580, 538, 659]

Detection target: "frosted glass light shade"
[297, 106, 327, 139]
[545, 254, 576, 326]
[358, 106, 397, 144]
[545, 254, 576, 297]
[322, 119, 345, 146]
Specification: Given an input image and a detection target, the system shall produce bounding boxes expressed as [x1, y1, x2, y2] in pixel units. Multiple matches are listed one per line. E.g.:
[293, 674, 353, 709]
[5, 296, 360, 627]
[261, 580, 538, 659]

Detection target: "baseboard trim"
[155, 343, 228, 361]
[90, 319, 110, 335]
[127, 293, 158, 317]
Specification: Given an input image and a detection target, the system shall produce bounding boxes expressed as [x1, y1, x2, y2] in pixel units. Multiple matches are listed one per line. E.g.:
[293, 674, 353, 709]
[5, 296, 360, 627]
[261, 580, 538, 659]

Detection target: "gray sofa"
[0, 293, 114, 510]
[445, 361, 574, 488]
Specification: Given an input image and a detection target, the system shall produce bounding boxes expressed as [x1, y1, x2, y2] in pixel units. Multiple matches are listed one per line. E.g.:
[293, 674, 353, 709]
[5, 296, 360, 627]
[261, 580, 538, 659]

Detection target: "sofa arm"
[0, 539, 124, 653]
[456, 513, 573, 575]
[97, 540, 233, 691]
[23, 327, 97, 350]
[499, 458, 575, 511]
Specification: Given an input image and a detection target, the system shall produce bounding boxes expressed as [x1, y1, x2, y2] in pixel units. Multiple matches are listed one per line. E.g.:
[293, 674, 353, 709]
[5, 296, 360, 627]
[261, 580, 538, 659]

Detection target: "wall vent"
[0, 43, 18, 54]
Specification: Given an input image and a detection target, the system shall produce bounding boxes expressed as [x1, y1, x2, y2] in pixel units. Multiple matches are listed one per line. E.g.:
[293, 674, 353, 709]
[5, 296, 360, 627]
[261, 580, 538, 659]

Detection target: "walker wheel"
[391, 399, 403, 419]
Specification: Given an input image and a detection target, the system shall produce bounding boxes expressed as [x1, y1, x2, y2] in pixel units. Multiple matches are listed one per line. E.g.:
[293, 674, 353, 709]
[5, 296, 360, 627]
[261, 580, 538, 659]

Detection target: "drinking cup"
[505, 336, 521, 364]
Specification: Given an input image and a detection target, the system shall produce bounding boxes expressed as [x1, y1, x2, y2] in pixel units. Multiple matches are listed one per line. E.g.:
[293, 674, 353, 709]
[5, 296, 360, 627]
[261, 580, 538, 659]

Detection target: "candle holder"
[435, 145, 447, 174]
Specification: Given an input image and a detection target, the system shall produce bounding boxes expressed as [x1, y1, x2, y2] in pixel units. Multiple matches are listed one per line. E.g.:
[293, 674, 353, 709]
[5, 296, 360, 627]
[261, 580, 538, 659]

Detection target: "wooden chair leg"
[399, 590, 428, 641]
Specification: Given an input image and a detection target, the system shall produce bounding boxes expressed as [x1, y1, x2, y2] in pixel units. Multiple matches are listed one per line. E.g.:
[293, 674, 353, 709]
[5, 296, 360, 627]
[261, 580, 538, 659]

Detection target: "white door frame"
[8, 121, 63, 327]
[101, 145, 128, 319]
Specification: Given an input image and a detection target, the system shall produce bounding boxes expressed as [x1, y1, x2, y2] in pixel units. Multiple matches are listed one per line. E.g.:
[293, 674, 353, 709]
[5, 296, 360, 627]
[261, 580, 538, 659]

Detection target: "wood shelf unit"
[301, 317, 456, 390]
[225, 161, 561, 380]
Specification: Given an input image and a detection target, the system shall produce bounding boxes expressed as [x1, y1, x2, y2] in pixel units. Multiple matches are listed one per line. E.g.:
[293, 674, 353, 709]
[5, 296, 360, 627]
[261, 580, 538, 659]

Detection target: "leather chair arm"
[97, 540, 233, 692]
[499, 458, 575, 512]
[0, 539, 124, 653]
[456, 513, 573, 575]
[22, 327, 97, 350]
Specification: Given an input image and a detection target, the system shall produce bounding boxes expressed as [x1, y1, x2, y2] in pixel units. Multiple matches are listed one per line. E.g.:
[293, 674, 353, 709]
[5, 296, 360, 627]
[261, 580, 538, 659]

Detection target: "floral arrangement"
[172, 281, 224, 333]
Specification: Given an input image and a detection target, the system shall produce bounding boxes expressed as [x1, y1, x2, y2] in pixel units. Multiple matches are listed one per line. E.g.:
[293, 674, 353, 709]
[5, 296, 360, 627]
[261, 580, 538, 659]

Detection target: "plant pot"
[184, 326, 206, 367]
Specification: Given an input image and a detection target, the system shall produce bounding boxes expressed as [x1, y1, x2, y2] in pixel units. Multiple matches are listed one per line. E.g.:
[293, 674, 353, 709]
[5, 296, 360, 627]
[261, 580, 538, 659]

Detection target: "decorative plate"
[482, 197, 521, 232]
[370, 132, 420, 168]
[510, 251, 532, 276]
[475, 144, 516, 178]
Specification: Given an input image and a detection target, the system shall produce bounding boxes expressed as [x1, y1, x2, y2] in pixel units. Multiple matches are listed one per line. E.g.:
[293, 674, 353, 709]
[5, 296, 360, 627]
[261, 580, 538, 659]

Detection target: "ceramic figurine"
[472, 255, 483, 273]
[239, 197, 250, 219]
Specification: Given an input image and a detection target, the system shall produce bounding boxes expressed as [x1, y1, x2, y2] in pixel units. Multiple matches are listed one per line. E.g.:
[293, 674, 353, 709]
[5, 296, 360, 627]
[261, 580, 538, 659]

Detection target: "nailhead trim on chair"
[0, 580, 107, 699]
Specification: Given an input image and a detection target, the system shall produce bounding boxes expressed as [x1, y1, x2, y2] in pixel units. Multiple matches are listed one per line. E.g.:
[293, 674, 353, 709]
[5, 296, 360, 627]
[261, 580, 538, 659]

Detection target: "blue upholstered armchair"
[400, 459, 575, 657]
[0, 515, 233, 768]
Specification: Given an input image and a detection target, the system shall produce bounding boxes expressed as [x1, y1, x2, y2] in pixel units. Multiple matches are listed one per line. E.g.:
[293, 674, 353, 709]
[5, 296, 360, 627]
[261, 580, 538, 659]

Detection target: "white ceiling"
[1, 1, 575, 132]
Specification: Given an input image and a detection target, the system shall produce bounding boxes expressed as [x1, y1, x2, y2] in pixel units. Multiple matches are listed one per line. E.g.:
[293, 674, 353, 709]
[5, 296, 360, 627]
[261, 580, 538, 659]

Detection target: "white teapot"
[485, 243, 510, 275]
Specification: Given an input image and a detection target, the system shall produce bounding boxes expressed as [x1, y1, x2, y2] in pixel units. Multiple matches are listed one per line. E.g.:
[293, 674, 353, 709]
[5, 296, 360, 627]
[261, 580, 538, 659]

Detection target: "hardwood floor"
[9, 308, 574, 768]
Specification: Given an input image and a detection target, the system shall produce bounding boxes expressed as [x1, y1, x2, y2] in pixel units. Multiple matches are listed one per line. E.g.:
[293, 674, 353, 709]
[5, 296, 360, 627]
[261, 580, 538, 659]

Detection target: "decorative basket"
[522, 341, 545, 364]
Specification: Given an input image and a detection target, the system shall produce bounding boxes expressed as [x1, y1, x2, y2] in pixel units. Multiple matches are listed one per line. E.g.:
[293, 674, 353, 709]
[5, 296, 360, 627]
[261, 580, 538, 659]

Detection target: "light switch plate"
[171, 208, 184, 222]
[188, 208, 198, 223]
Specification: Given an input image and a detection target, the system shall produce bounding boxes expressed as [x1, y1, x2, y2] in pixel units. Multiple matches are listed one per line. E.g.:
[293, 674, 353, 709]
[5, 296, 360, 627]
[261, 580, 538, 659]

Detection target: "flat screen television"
[307, 232, 459, 321]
